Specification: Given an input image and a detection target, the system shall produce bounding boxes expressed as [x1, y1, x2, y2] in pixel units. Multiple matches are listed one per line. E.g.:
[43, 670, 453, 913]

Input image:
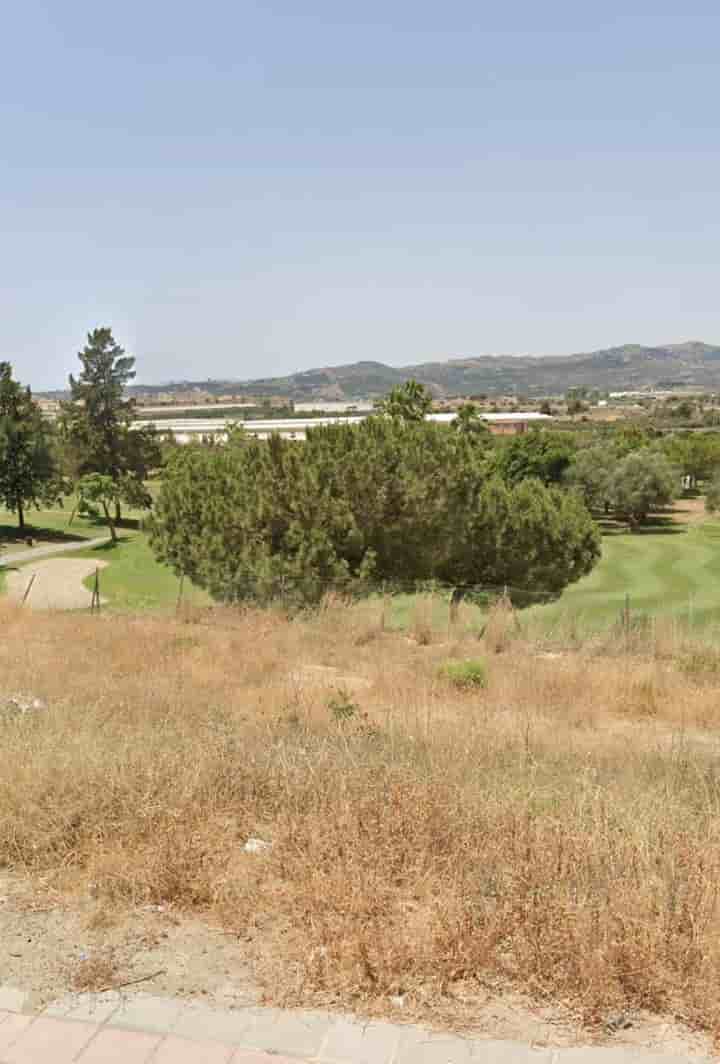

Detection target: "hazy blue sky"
[2, 2, 720, 390]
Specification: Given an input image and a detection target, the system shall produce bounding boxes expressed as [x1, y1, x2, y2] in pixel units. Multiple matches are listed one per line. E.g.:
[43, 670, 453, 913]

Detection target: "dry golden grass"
[3, 597, 720, 1034]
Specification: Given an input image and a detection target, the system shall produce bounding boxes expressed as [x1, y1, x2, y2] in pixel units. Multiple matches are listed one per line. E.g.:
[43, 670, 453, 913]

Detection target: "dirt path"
[0, 536, 109, 567]
[4, 558, 109, 610]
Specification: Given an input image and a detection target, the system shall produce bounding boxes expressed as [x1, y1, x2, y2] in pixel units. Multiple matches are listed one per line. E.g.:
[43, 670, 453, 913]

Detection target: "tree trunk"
[114, 499, 122, 525]
[449, 586, 466, 623]
[102, 502, 117, 544]
[17, 500, 25, 531]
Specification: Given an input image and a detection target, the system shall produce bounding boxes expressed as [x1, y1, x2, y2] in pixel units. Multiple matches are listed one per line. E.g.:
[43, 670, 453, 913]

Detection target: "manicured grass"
[528, 518, 720, 633]
[76, 535, 210, 612]
[0, 502, 107, 553]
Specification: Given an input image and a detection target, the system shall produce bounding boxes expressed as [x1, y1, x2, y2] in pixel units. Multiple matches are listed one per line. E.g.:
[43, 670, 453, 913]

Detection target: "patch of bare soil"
[0, 873, 258, 1012]
[672, 497, 710, 525]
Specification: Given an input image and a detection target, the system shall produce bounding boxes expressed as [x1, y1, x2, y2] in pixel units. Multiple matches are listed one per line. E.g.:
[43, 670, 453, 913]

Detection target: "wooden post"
[21, 573, 36, 605]
[176, 572, 185, 612]
[91, 567, 101, 612]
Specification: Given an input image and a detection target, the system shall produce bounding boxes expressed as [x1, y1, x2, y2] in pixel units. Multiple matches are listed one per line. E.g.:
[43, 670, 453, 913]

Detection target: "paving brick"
[77, 1026, 161, 1063]
[110, 993, 186, 1034]
[172, 1002, 256, 1045]
[0, 1014, 34, 1054]
[556, 1050, 704, 1064]
[395, 1027, 476, 1064]
[470, 1040, 554, 1063]
[0, 988, 28, 1014]
[320, 1015, 402, 1064]
[3, 1016, 97, 1063]
[231, 1053, 308, 1064]
[240, 1007, 330, 1057]
[43, 991, 123, 1024]
[154, 1035, 235, 1063]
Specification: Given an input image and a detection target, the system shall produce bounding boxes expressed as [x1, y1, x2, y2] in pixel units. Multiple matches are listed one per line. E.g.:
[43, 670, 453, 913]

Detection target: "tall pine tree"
[60, 329, 159, 522]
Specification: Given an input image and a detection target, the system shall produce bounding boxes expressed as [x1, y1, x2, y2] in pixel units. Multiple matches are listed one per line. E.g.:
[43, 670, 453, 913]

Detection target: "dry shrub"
[481, 595, 518, 653]
[410, 596, 435, 645]
[5, 604, 720, 1034]
[70, 949, 118, 992]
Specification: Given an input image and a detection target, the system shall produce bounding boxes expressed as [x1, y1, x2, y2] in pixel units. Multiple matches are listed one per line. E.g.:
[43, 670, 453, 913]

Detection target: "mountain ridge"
[39, 342, 720, 399]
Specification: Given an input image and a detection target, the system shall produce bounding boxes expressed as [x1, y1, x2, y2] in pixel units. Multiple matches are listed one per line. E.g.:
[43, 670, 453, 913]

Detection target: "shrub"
[437, 658, 487, 689]
[326, 687, 360, 721]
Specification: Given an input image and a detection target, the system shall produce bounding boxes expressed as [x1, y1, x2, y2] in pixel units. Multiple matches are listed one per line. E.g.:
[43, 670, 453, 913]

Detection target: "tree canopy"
[149, 419, 600, 606]
[0, 362, 61, 529]
[60, 328, 159, 516]
[376, 380, 433, 422]
[492, 428, 577, 486]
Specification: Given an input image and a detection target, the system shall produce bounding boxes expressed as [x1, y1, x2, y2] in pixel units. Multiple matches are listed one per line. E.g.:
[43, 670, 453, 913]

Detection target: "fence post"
[176, 572, 185, 612]
[90, 567, 100, 612]
[21, 573, 36, 605]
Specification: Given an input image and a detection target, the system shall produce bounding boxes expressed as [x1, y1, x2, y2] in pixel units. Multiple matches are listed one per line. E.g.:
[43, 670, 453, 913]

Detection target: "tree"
[565, 445, 614, 512]
[0, 363, 62, 529]
[377, 380, 433, 422]
[60, 328, 160, 520]
[662, 433, 720, 489]
[608, 450, 677, 526]
[453, 402, 492, 441]
[705, 470, 720, 514]
[149, 419, 600, 607]
[492, 429, 577, 486]
[77, 473, 152, 544]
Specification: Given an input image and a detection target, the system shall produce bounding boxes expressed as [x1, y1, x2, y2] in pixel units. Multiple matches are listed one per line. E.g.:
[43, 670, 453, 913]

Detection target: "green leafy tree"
[453, 402, 492, 440]
[377, 380, 433, 422]
[149, 419, 600, 607]
[77, 472, 152, 544]
[60, 328, 160, 520]
[613, 425, 655, 456]
[0, 363, 62, 529]
[492, 429, 577, 486]
[565, 445, 614, 511]
[705, 470, 720, 514]
[608, 449, 677, 526]
[662, 433, 720, 489]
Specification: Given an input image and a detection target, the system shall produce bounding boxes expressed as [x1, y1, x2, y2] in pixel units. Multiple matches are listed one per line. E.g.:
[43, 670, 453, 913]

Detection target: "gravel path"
[0, 536, 109, 567]
[4, 558, 109, 610]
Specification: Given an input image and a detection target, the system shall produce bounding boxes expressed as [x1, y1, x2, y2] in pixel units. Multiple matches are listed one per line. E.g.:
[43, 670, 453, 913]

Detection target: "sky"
[2, 2, 720, 390]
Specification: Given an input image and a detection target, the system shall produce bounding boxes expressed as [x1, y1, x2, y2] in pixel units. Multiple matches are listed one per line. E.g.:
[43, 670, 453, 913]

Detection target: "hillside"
[229, 342, 720, 399]
[39, 341, 720, 400]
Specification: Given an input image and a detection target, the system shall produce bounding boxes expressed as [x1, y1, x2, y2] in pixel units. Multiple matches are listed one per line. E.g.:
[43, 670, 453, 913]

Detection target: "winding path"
[0, 536, 110, 567]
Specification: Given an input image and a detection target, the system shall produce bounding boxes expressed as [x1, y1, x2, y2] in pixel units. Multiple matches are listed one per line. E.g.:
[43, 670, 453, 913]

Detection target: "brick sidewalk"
[0, 987, 711, 1064]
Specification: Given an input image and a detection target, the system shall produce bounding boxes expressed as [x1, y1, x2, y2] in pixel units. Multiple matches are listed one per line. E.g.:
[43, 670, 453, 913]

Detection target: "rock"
[605, 1012, 633, 1033]
[243, 837, 273, 855]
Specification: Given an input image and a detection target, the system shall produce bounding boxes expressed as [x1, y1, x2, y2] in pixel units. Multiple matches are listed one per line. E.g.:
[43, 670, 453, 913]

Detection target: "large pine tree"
[60, 328, 159, 521]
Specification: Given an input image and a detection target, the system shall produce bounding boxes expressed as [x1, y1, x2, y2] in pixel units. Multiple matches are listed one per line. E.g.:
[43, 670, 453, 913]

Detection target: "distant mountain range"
[211, 342, 720, 399]
[40, 342, 720, 400]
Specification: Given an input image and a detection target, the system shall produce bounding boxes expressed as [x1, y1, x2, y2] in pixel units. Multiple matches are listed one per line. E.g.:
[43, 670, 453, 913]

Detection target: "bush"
[437, 658, 487, 689]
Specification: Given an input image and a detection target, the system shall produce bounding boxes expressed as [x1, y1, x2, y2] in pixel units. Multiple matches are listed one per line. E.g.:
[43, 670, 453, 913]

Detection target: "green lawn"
[76, 535, 210, 612]
[0, 502, 107, 552]
[526, 518, 720, 633]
